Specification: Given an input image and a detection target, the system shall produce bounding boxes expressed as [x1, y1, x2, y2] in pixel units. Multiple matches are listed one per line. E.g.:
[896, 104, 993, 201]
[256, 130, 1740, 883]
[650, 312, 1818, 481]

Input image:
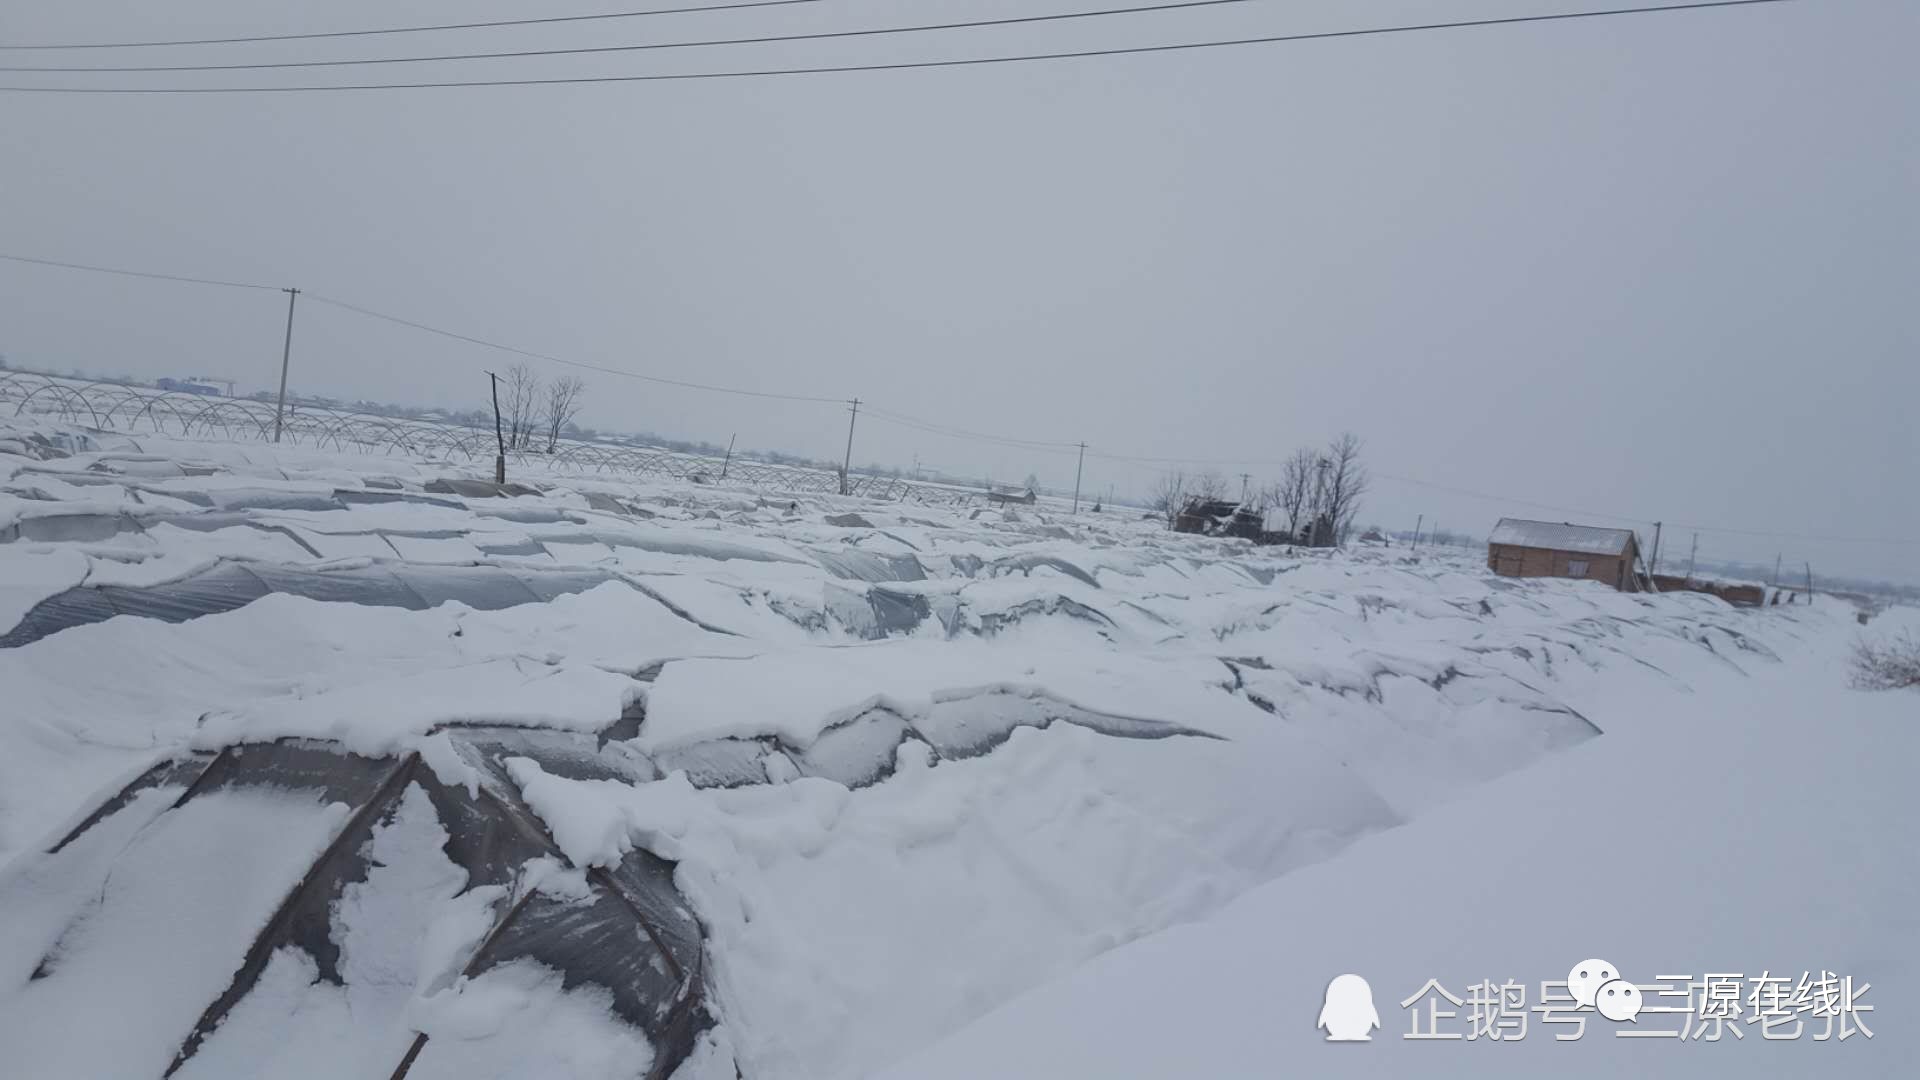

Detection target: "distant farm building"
[1487, 518, 1644, 592]
[987, 486, 1037, 507]
[1651, 574, 1766, 608]
[1175, 498, 1264, 541]
[1254, 510, 1337, 548]
[156, 377, 222, 396]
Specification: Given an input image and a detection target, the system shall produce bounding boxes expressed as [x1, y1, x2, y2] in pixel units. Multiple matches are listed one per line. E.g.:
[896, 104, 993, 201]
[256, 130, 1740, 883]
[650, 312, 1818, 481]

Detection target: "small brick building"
[1486, 518, 1644, 592]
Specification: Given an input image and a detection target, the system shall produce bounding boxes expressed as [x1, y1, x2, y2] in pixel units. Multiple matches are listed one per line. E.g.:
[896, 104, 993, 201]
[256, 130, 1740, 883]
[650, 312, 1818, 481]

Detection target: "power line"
[1662, 521, 1920, 547]
[304, 293, 847, 403]
[0, 0, 829, 51]
[2, 0, 1267, 74]
[1086, 448, 1295, 466]
[11, 244, 1902, 548]
[0, 251, 279, 291]
[0, 0, 1799, 94]
[1368, 470, 1650, 525]
[863, 406, 1085, 453]
[866, 422, 1083, 456]
[0, 248, 847, 402]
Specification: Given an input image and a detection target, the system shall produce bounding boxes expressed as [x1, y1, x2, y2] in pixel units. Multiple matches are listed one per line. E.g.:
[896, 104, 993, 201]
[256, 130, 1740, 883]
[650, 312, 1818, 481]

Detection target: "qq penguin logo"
[1318, 974, 1381, 1042]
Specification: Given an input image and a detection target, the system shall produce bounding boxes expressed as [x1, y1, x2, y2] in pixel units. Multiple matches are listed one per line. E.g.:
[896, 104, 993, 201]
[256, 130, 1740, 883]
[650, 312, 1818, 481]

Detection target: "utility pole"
[1072, 442, 1087, 514]
[839, 398, 860, 497]
[1772, 553, 1781, 588]
[1650, 521, 1663, 577]
[1413, 514, 1423, 549]
[1805, 562, 1815, 601]
[487, 371, 506, 484]
[271, 287, 299, 443]
[1686, 532, 1698, 581]
[720, 433, 735, 481]
[1237, 472, 1251, 504]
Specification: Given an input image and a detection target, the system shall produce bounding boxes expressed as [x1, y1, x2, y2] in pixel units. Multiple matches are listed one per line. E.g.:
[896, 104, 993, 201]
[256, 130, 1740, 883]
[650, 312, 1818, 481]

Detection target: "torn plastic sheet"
[808, 548, 926, 583]
[5, 679, 1237, 1079]
[331, 489, 464, 510]
[0, 511, 148, 545]
[526, 526, 805, 566]
[911, 688, 1217, 760]
[651, 737, 792, 789]
[0, 560, 623, 648]
[985, 554, 1100, 589]
[423, 478, 542, 499]
[649, 686, 1217, 790]
[2, 734, 713, 1080]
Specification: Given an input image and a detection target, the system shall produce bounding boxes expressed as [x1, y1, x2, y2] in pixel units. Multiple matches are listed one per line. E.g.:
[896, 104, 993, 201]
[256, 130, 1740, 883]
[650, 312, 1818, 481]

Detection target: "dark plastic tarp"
[25, 732, 713, 1080]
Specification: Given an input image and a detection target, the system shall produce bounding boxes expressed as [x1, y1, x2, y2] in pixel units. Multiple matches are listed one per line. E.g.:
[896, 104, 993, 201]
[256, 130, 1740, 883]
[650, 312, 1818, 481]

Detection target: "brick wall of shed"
[1488, 544, 1630, 590]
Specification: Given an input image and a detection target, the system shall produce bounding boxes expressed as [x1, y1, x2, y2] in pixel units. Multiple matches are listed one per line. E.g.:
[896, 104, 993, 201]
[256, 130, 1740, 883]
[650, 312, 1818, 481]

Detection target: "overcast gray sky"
[2, 0, 1913, 580]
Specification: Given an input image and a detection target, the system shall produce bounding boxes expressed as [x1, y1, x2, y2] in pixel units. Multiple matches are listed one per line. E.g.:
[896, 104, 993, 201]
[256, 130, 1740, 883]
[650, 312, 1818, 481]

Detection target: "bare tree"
[1273, 448, 1317, 541]
[544, 375, 587, 453]
[1320, 432, 1370, 546]
[1149, 470, 1187, 531]
[1246, 480, 1275, 515]
[499, 364, 541, 450]
[1849, 630, 1920, 691]
[1190, 471, 1228, 504]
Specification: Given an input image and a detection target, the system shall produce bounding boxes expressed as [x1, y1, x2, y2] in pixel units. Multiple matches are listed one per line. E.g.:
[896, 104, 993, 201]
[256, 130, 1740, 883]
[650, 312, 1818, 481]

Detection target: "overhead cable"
[0, 0, 829, 51]
[0, 1, 1798, 93]
[1, 0, 1267, 74]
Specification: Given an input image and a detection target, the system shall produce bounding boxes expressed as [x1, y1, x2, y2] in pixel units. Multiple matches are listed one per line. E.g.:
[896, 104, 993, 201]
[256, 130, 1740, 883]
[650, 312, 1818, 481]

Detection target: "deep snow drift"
[0, 418, 1891, 1079]
[881, 604, 1917, 1080]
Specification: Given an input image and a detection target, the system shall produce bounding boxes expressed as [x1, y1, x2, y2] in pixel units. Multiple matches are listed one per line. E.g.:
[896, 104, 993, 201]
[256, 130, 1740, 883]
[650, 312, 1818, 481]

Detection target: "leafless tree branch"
[1320, 432, 1370, 546]
[544, 375, 586, 453]
[1190, 471, 1228, 504]
[1149, 470, 1187, 531]
[499, 363, 541, 451]
[1274, 448, 1316, 540]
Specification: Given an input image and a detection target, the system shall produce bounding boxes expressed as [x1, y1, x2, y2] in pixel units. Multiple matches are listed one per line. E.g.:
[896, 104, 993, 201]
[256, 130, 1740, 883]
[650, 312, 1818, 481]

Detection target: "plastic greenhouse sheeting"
[806, 548, 927, 583]
[0, 511, 148, 544]
[0, 560, 623, 648]
[0, 733, 713, 1080]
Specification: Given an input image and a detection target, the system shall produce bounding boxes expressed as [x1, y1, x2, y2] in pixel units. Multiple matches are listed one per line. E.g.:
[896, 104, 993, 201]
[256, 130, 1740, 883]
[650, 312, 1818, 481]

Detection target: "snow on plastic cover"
[0, 735, 710, 1080]
[0, 561, 620, 648]
[0, 419, 1804, 1079]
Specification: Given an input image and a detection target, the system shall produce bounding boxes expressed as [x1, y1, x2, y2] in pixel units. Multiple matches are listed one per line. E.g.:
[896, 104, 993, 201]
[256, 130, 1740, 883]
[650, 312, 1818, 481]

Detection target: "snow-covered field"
[883, 602, 1919, 1080]
[0, 419, 1907, 1079]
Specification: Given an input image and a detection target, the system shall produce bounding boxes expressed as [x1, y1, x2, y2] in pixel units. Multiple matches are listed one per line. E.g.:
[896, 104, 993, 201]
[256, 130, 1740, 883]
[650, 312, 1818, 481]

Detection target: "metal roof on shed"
[1487, 518, 1635, 556]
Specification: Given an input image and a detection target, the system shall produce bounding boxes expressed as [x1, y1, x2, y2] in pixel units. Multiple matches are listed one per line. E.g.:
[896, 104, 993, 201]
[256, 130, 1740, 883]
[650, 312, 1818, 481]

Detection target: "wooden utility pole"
[1773, 554, 1782, 587]
[839, 398, 860, 496]
[271, 287, 299, 443]
[487, 371, 506, 484]
[1687, 532, 1698, 581]
[721, 433, 735, 481]
[1805, 562, 1815, 601]
[1650, 521, 1663, 576]
[1413, 514, 1423, 549]
[1072, 442, 1087, 514]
